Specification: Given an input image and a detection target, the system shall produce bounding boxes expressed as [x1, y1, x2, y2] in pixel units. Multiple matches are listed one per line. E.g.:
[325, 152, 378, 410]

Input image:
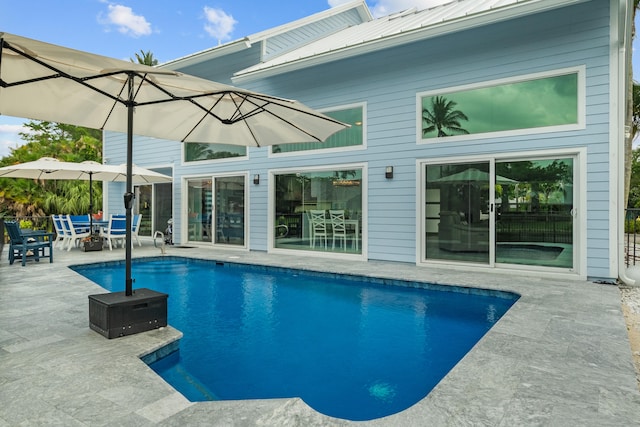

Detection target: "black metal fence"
[626, 208, 640, 266]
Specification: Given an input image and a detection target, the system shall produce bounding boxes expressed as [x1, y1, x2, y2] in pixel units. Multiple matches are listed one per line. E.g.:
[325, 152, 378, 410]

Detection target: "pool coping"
[1, 245, 639, 425]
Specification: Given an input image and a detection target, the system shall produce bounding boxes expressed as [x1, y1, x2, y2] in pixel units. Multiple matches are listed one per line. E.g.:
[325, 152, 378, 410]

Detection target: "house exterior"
[103, 0, 633, 283]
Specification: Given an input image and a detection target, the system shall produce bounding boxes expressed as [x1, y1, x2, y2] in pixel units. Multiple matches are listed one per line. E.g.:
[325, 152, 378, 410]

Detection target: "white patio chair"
[309, 210, 329, 249]
[61, 214, 91, 251]
[132, 214, 142, 247]
[100, 214, 127, 251]
[51, 214, 71, 250]
[329, 210, 354, 251]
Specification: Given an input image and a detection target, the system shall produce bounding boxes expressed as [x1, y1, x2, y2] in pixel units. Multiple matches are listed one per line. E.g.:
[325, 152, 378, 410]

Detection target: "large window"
[184, 142, 246, 162]
[273, 168, 363, 254]
[418, 68, 581, 141]
[272, 104, 364, 154]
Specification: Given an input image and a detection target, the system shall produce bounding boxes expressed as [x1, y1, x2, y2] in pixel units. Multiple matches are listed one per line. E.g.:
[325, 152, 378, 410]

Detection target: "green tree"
[131, 50, 158, 66]
[0, 121, 102, 217]
[422, 96, 470, 137]
[624, 1, 640, 208]
[629, 147, 640, 207]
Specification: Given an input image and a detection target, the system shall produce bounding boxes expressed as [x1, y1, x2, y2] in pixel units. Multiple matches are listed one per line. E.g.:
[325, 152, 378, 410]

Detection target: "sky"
[0, 0, 637, 157]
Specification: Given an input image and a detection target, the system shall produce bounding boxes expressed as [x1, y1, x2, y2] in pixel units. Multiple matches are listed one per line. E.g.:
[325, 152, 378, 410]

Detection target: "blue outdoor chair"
[5, 221, 54, 266]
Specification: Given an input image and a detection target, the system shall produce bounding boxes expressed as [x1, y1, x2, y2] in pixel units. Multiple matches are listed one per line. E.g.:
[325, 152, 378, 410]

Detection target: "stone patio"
[1, 243, 639, 426]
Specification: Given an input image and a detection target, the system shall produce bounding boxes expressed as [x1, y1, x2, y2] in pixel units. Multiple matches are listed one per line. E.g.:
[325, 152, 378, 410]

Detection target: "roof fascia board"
[161, 38, 252, 71]
[232, 0, 590, 83]
[248, 0, 371, 42]
[160, 0, 371, 71]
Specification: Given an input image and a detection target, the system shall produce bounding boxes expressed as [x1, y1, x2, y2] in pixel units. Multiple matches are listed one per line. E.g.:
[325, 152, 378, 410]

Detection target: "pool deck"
[1, 243, 639, 426]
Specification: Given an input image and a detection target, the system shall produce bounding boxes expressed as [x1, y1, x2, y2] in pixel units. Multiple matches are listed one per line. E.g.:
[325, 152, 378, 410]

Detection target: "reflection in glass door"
[424, 156, 575, 270]
[425, 162, 490, 264]
[134, 183, 173, 237]
[186, 178, 212, 242]
[495, 158, 573, 268]
[214, 176, 245, 246]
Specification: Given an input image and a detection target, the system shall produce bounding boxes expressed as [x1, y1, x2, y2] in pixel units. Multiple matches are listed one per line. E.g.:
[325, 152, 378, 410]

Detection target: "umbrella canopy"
[0, 32, 347, 146]
[0, 32, 349, 296]
[0, 157, 171, 183]
[0, 157, 171, 230]
[435, 168, 517, 185]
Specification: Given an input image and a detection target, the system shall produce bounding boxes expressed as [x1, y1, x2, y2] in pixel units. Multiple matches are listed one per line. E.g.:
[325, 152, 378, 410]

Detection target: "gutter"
[616, 0, 636, 286]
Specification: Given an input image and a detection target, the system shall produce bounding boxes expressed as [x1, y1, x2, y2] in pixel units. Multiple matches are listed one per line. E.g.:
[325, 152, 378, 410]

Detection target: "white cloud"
[203, 7, 237, 44]
[0, 123, 27, 158]
[328, 0, 451, 18]
[103, 4, 152, 37]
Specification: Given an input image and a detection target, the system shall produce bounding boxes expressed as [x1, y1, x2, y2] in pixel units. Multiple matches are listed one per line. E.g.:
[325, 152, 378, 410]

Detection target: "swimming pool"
[72, 257, 518, 421]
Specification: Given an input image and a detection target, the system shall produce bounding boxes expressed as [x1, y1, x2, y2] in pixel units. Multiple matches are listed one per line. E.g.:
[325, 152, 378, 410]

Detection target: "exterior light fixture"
[385, 166, 394, 179]
[253, 174, 260, 185]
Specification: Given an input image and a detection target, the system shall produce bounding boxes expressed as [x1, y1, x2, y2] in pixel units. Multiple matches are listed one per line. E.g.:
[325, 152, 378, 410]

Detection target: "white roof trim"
[160, 0, 371, 71]
[232, 0, 590, 83]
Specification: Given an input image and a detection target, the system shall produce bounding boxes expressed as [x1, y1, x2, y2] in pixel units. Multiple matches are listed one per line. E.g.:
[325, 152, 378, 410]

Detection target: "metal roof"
[233, 0, 590, 82]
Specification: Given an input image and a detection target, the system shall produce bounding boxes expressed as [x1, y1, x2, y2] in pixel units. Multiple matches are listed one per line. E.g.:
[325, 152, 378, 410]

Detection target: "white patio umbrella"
[0, 157, 171, 231]
[0, 32, 348, 296]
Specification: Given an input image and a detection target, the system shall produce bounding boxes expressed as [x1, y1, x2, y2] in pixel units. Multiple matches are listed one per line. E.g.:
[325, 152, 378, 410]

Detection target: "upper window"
[271, 103, 365, 154]
[184, 142, 246, 162]
[418, 68, 582, 142]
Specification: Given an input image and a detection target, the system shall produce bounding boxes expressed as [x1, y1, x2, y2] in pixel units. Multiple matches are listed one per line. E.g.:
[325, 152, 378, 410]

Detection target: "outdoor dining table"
[73, 220, 109, 234]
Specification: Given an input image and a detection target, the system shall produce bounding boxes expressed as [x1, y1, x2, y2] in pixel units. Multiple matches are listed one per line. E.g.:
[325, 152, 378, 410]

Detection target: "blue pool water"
[72, 257, 518, 421]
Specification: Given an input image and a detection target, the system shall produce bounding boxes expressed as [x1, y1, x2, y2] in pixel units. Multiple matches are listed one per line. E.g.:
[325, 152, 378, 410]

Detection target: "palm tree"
[130, 50, 158, 66]
[422, 96, 470, 137]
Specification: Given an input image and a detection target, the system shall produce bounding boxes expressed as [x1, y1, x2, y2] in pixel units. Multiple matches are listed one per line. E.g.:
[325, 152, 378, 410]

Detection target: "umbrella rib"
[0, 40, 130, 110]
[230, 94, 324, 144]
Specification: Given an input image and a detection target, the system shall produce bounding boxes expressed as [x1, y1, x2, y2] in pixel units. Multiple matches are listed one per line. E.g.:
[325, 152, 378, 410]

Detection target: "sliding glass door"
[425, 162, 490, 264]
[214, 176, 245, 246]
[134, 182, 173, 237]
[495, 158, 573, 268]
[424, 156, 575, 270]
[186, 175, 246, 246]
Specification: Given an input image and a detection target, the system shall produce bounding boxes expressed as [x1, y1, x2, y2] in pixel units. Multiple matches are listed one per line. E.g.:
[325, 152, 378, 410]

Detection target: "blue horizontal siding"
[265, 9, 365, 60]
[104, 1, 615, 278]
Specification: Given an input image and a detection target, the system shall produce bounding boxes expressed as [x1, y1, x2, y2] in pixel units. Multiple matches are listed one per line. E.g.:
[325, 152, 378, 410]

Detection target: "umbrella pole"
[125, 75, 134, 297]
[89, 172, 94, 232]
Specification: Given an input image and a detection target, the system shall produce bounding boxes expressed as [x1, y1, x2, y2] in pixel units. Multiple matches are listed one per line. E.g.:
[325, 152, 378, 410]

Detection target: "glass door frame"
[418, 149, 584, 276]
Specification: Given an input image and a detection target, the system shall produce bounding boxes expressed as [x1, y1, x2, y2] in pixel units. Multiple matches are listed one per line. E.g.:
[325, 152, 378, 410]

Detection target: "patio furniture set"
[5, 214, 143, 266]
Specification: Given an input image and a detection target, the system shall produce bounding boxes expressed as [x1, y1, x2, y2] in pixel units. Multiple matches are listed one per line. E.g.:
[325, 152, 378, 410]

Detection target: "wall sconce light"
[385, 166, 394, 179]
[253, 174, 260, 185]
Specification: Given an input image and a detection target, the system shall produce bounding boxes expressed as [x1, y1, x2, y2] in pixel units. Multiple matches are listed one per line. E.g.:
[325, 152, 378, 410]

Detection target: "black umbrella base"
[82, 240, 103, 252]
[88, 288, 168, 339]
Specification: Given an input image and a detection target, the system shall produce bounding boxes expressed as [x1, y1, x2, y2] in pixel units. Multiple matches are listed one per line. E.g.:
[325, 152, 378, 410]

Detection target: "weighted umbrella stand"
[81, 171, 103, 252]
[88, 75, 168, 339]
